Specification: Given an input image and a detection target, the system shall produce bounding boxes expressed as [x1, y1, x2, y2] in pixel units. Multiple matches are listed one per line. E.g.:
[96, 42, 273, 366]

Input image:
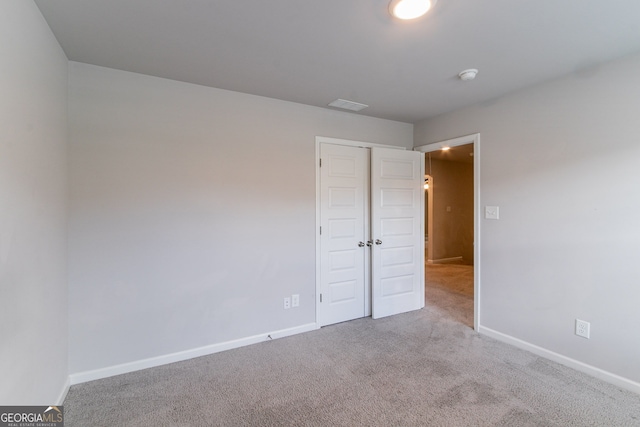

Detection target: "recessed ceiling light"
[441, 147, 450, 151]
[389, 0, 437, 20]
[328, 99, 369, 112]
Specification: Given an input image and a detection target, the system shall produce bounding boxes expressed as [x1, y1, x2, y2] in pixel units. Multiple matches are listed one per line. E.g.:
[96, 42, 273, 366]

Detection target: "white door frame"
[414, 133, 481, 331]
[315, 136, 406, 326]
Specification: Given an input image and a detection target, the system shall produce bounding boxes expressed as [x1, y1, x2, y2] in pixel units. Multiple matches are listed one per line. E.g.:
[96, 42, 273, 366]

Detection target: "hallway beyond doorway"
[425, 262, 474, 328]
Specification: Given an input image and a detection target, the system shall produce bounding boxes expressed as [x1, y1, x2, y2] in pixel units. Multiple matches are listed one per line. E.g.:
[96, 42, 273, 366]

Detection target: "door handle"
[366, 240, 373, 247]
[375, 239, 382, 245]
[358, 241, 365, 247]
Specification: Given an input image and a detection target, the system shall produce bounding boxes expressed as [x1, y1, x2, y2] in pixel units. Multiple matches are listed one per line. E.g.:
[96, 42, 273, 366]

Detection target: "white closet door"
[371, 147, 425, 319]
[319, 144, 369, 326]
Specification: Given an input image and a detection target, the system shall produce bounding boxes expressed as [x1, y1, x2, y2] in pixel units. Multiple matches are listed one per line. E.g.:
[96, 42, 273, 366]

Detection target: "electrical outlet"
[284, 297, 291, 310]
[291, 294, 300, 307]
[576, 319, 590, 339]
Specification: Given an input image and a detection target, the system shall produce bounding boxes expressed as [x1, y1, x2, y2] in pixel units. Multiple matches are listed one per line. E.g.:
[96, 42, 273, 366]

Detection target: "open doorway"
[415, 134, 480, 330]
[425, 144, 474, 327]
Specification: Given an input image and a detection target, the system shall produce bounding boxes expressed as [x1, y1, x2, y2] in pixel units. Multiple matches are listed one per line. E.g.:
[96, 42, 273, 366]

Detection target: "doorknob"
[358, 241, 365, 247]
[366, 240, 373, 247]
[375, 239, 382, 245]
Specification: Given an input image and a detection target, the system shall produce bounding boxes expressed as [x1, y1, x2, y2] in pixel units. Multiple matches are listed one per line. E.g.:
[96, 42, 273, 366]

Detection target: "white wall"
[415, 52, 640, 389]
[0, 1, 69, 404]
[68, 62, 412, 376]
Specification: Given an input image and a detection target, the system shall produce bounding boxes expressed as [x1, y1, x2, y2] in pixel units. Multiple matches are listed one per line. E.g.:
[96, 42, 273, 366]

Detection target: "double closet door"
[319, 143, 424, 327]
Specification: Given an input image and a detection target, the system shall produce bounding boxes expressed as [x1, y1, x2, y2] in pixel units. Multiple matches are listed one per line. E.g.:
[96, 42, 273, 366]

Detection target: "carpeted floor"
[427, 262, 474, 297]
[426, 262, 474, 328]
[63, 266, 640, 426]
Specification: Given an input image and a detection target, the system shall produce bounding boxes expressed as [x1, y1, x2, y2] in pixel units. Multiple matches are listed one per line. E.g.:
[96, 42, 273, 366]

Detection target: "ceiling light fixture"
[458, 69, 478, 81]
[389, 0, 437, 20]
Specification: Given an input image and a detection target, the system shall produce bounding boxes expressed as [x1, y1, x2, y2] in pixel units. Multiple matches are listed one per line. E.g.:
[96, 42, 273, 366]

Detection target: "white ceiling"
[35, 0, 640, 123]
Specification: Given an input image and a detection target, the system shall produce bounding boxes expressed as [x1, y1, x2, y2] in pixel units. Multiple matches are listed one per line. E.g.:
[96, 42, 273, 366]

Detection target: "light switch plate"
[485, 206, 499, 220]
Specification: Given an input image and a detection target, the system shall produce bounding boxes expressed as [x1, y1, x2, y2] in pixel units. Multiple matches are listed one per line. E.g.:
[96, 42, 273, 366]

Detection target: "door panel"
[320, 144, 369, 326]
[371, 148, 424, 319]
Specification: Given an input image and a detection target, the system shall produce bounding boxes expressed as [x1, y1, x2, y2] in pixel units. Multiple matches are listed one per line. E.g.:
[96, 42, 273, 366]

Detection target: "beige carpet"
[426, 262, 474, 328]
[63, 269, 640, 426]
[426, 263, 474, 297]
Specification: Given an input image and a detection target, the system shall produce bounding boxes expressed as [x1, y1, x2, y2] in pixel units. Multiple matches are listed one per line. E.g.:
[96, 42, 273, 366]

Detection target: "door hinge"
[319, 226, 322, 235]
[320, 293, 323, 303]
[319, 158, 322, 167]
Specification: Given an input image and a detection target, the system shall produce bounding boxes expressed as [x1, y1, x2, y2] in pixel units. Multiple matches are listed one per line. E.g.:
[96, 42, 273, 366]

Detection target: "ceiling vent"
[328, 99, 369, 112]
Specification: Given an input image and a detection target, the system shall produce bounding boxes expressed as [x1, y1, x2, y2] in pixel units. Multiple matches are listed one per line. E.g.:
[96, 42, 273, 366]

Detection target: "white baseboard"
[69, 322, 318, 385]
[427, 256, 463, 264]
[56, 375, 70, 405]
[478, 326, 640, 395]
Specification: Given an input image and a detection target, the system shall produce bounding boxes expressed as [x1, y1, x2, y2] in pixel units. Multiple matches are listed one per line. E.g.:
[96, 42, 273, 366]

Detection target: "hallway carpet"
[426, 262, 474, 328]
